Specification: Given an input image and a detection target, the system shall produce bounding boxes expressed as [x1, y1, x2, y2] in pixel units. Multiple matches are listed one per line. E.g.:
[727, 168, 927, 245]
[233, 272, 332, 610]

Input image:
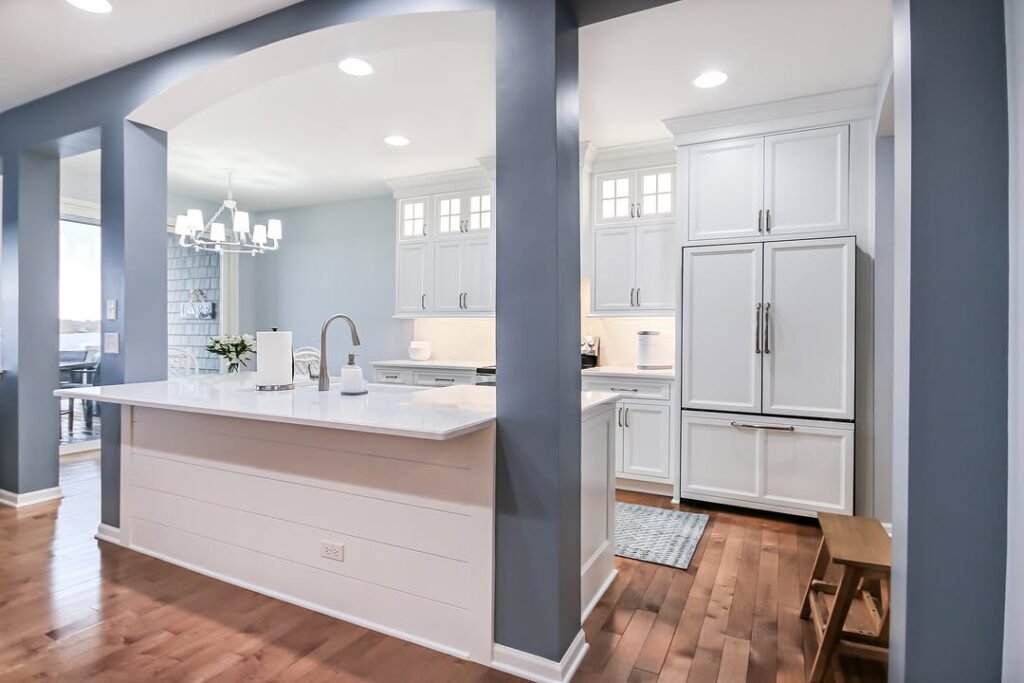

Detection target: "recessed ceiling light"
[66, 0, 113, 13]
[693, 70, 728, 89]
[338, 58, 374, 76]
[384, 135, 410, 147]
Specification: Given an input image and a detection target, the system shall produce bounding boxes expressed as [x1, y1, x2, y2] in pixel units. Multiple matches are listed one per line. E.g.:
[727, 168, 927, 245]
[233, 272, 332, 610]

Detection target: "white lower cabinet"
[619, 401, 671, 480]
[681, 412, 853, 517]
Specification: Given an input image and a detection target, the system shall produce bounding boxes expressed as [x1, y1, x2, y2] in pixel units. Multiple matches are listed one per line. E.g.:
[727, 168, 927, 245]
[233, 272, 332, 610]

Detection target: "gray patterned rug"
[615, 503, 710, 570]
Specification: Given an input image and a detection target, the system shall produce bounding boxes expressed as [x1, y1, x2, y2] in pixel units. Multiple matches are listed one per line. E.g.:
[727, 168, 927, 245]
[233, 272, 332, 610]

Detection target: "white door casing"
[682, 243, 763, 412]
[762, 237, 855, 419]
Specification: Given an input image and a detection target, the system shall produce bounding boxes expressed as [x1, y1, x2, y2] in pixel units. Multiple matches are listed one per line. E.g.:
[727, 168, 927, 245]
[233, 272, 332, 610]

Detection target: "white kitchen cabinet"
[434, 189, 493, 240]
[681, 237, 854, 419]
[591, 220, 675, 315]
[685, 125, 849, 242]
[432, 238, 493, 314]
[764, 126, 849, 236]
[681, 243, 763, 413]
[762, 238, 855, 419]
[681, 412, 853, 517]
[395, 243, 430, 314]
[687, 137, 764, 241]
[433, 241, 464, 313]
[619, 401, 671, 480]
[595, 166, 675, 226]
[397, 197, 429, 241]
[592, 227, 636, 312]
[594, 171, 635, 225]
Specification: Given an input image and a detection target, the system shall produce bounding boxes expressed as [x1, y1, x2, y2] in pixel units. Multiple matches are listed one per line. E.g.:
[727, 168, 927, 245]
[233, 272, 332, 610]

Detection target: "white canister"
[255, 330, 294, 390]
[636, 330, 671, 370]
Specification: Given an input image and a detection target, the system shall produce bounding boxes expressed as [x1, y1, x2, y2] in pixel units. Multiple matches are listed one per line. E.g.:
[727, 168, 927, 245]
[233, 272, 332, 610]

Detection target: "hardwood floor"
[0, 456, 885, 682]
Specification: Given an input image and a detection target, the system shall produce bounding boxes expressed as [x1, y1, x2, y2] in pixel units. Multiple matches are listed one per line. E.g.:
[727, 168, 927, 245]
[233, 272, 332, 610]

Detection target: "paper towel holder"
[255, 327, 295, 392]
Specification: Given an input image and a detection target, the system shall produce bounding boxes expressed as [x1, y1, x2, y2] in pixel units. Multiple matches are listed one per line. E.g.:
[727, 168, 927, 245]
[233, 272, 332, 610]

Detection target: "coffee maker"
[581, 336, 600, 368]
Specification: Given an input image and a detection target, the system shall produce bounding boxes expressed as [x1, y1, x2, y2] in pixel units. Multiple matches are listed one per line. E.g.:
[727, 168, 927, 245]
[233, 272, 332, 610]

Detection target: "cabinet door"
[764, 126, 849, 236]
[434, 193, 465, 239]
[397, 197, 429, 241]
[396, 243, 430, 314]
[594, 171, 635, 225]
[688, 137, 764, 241]
[762, 238, 855, 419]
[682, 243, 763, 412]
[592, 226, 637, 312]
[620, 401, 671, 480]
[432, 241, 463, 312]
[681, 414, 760, 499]
[637, 166, 675, 221]
[635, 222, 675, 311]
[763, 423, 853, 514]
[461, 237, 494, 312]
[465, 191, 493, 235]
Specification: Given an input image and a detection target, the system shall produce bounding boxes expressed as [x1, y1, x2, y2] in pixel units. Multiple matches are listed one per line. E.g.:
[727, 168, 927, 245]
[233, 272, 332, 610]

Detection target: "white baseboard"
[60, 440, 101, 457]
[881, 522, 893, 537]
[615, 477, 674, 498]
[95, 523, 124, 545]
[0, 485, 63, 508]
[491, 629, 589, 683]
[582, 569, 618, 622]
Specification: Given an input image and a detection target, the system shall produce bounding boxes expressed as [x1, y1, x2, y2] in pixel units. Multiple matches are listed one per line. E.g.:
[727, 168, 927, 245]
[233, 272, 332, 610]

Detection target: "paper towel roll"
[256, 330, 294, 390]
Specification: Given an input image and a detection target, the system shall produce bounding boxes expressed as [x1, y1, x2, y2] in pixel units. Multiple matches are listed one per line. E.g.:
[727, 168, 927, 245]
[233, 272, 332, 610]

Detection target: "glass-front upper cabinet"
[435, 189, 493, 238]
[398, 197, 429, 241]
[637, 167, 675, 221]
[595, 167, 675, 226]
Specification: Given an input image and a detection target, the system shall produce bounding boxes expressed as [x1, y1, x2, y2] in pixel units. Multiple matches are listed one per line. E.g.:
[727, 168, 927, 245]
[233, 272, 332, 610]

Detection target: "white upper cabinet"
[634, 222, 675, 311]
[685, 125, 850, 242]
[595, 166, 675, 226]
[398, 197, 429, 241]
[461, 237, 494, 312]
[764, 126, 849, 236]
[434, 193, 465, 239]
[432, 241, 464, 313]
[761, 238, 855, 420]
[465, 191, 493, 234]
[592, 227, 637, 312]
[681, 243, 764, 413]
[688, 137, 764, 241]
[395, 243, 430, 314]
[435, 189, 493, 239]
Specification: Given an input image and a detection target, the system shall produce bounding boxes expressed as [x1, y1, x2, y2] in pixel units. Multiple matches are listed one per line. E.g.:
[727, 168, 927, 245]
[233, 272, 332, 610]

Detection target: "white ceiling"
[0, 0, 305, 114]
[44, 0, 892, 209]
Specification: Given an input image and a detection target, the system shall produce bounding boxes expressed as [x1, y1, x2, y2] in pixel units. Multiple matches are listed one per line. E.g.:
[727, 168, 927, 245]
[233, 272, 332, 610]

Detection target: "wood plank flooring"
[0, 456, 885, 682]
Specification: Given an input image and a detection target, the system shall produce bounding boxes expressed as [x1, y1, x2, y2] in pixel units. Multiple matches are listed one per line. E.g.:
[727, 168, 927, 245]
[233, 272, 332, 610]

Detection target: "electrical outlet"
[320, 541, 344, 562]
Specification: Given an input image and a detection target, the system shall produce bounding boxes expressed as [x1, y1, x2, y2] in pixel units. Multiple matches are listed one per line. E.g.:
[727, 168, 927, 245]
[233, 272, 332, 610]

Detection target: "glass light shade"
[66, 0, 112, 13]
[186, 209, 204, 233]
[253, 224, 268, 245]
[267, 219, 283, 240]
[174, 215, 190, 236]
[233, 211, 250, 234]
[210, 223, 226, 243]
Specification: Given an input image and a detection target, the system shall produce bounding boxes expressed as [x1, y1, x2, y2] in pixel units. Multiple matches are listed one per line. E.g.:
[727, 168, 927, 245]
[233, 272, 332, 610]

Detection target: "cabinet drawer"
[582, 377, 671, 401]
[412, 371, 475, 387]
[374, 369, 413, 384]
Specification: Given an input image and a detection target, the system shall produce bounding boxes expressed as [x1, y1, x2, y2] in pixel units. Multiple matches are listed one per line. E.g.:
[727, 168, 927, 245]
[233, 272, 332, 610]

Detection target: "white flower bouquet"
[206, 334, 256, 373]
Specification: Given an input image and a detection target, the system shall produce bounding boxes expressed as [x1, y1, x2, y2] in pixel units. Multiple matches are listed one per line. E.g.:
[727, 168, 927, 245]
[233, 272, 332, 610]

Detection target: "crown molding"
[589, 138, 675, 174]
[386, 165, 492, 198]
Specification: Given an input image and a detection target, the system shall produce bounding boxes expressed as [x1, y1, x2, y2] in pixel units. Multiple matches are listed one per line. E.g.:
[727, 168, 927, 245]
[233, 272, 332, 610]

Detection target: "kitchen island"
[55, 375, 618, 673]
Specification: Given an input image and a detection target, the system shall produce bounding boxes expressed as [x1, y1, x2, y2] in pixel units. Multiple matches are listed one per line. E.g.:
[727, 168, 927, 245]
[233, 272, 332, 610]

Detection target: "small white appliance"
[636, 330, 671, 370]
[409, 341, 432, 361]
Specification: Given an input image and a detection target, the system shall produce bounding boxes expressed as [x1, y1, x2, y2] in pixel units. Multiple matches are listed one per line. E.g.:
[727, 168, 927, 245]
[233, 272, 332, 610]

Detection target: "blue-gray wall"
[891, 1, 1008, 679]
[241, 195, 412, 370]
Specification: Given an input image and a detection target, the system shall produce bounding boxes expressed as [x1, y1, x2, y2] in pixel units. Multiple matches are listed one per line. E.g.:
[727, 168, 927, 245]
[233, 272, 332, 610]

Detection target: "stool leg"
[801, 537, 832, 618]
[810, 566, 862, 683]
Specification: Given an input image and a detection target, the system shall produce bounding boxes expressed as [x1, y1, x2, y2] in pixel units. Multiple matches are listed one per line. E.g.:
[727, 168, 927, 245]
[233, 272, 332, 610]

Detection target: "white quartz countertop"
[371, 359, 485, 370]
[583, 365, 676, 380]
[54, 375, 617, 441]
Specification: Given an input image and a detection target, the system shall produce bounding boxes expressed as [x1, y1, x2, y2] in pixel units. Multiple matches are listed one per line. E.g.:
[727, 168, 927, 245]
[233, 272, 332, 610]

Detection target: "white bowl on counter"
[408, 341, 432, 361]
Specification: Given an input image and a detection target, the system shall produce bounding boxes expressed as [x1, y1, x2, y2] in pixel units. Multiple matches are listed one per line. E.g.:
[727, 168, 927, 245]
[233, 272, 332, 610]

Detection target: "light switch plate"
[103, 333, 120, 354]
[105, 299, 118, 321]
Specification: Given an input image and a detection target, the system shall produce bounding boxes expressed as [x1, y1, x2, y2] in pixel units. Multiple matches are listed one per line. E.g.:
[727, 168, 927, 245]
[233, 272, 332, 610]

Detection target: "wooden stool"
[800, 512, 892, 683]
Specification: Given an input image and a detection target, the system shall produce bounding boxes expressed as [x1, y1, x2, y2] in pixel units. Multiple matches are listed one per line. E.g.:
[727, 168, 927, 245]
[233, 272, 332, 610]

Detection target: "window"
[59, 220, 102, 355]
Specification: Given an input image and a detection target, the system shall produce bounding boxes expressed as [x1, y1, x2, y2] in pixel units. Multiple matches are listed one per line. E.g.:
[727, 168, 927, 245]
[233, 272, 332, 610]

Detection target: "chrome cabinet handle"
[763, 302, 771, 354]
[423, 224, 427, 236]
[421, 293, 426, 310]
[765, 209, 772, 233]
[610, 387, 639, 393]
[630, 203, 635, 219]
[730, 420, 795, 432]
[636, 289, 641, 307]
[755, 302, 762, 354]
[758, 209, 764, 234]
[630, 288, 636, 307]
[463, 292, 468, 309]
[434, 377, 456, 383]
[637, 202, 642, 218]
[624, 408, 630, 428]
[617, 407, 623, 427]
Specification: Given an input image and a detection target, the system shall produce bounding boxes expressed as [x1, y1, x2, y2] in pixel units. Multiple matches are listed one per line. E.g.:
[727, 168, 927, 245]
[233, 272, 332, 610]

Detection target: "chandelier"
[174, 171, 283, 255]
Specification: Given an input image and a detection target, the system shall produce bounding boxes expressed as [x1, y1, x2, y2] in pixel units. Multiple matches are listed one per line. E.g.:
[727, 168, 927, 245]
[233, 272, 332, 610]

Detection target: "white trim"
[219, 252, 240, 336]
[616, 477, 675, 498]
[60, 197, 101, 223]
[95, 523, 124, 545]
[59, 439, 100, 457]
[490, 630, 589, 683]
[581, 569, 618, 622]
[590, 138, 676, 174]
[386, 166, 492, 198]
[0, 485, 63, 508]
[881, 522, 893, 537]
[665, 87, 877, 147]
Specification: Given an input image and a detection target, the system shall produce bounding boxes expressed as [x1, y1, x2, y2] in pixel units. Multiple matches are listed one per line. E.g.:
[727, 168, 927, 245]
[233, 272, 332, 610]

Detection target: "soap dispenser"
[339, 353, 367, 395]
